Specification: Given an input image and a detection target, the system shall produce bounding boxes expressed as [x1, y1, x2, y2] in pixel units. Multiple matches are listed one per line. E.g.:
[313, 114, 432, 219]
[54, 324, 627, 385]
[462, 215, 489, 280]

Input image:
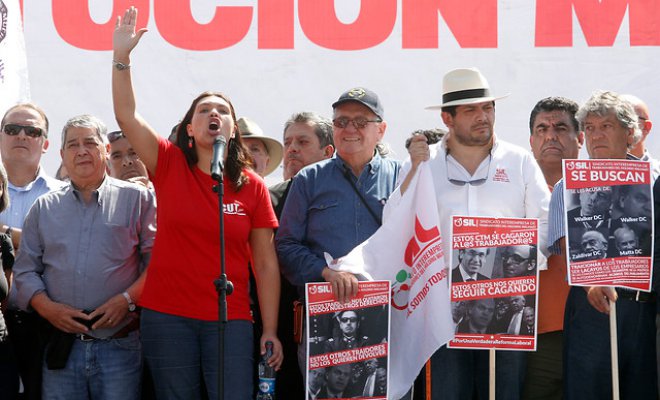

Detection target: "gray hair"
[61, 114, 108, 149]
[283, 111, 334, 149]
[576, 91, 641, 149]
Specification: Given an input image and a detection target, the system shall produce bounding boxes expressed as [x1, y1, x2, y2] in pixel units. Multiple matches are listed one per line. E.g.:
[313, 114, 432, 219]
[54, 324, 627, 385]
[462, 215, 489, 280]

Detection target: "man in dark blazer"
[452, 248, 490, 282]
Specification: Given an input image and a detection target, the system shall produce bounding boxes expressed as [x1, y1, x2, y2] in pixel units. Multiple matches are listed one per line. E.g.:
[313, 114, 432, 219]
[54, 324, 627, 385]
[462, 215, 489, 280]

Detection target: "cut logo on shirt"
[224, 202, 246, 216]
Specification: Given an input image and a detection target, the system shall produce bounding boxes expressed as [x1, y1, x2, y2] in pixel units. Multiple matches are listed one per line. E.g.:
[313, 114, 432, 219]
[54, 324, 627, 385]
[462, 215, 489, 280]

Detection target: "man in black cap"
[276, 87, 403, 396]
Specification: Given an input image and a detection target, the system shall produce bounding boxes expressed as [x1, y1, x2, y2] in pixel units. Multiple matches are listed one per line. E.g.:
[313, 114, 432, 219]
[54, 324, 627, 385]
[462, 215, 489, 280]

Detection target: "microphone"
[211, 136, 227, 181]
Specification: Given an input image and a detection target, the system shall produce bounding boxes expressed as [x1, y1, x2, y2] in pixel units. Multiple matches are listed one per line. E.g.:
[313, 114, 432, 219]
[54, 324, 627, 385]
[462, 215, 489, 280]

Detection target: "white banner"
[8, 1, 658, 395]
[0, 0, 30, 113]
[11, 1, 660, 182]
[330, 163, 454, 399]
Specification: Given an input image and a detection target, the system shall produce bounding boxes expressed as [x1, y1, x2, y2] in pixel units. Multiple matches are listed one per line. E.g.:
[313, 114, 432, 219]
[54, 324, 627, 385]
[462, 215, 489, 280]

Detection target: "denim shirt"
[276, 153, 400, 295]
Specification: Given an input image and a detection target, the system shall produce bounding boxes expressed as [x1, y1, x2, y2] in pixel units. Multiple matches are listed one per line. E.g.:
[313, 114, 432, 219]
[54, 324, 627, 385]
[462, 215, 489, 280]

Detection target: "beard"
[452, 124, 494, 147]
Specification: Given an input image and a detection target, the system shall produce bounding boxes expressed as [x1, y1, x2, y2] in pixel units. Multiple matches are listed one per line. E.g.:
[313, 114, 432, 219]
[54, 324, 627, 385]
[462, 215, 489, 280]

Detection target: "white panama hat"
[426, 67, 509, 110]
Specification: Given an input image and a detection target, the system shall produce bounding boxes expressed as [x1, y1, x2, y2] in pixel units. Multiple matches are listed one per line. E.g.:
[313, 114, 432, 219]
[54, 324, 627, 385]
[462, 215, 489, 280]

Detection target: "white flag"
[330, 162, 454, 399]
[0, 0, 30, 114]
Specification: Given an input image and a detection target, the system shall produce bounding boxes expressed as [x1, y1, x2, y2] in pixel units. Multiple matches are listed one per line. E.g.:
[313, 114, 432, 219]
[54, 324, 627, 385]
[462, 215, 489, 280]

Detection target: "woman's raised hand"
[113, 7, 148, 60]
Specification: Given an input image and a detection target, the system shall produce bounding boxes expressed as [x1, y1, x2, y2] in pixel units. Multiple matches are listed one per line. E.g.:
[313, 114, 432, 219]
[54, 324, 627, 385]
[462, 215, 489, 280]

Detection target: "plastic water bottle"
[256, 341, 275, 400]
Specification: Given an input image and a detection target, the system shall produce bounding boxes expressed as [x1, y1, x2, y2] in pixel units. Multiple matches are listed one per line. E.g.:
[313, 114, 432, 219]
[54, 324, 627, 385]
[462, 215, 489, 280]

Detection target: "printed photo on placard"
[305, 281, 390, 400]
[448, 216, 539, 351]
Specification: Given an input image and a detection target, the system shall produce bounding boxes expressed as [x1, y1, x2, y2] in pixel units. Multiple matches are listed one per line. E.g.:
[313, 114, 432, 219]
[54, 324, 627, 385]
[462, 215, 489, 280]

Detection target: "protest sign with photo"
[306, 281, 390, 400]
[563, 159, 653, 291]
[448, 216, 539, 351]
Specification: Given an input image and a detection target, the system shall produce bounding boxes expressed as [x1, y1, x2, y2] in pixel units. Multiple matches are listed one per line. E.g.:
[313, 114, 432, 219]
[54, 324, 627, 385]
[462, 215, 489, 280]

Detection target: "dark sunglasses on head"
[107, 130, 125, 143]
[3, 124, 44, 138]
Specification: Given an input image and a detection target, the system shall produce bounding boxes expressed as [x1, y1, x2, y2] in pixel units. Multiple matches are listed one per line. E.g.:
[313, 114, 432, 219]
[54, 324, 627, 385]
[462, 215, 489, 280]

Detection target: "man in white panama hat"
[398, 67, 551, 399]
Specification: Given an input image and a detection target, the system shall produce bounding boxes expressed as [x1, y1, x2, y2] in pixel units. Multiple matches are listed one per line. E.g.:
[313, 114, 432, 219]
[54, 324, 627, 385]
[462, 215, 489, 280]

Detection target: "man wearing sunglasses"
[402, 68, 550, 400]
[276, 87, 402, 395]
[324, 310, 368, 353]
[0, 104, 66, 249]
[0, 103, 66, 400]
[501, 245, 537, 278]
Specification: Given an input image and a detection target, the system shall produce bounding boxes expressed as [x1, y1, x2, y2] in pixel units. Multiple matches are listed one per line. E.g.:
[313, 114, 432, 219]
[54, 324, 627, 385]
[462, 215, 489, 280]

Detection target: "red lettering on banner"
[628, 0, 660, 45]
[536, 0, 660, 46]
[154, 0, 251, 50]
[44, 1, 660, 50]
[402, 0, 497, 48]
[52, 0, 149, 50]
[299, 0, 396, 50]
[258, 0, 294, 49]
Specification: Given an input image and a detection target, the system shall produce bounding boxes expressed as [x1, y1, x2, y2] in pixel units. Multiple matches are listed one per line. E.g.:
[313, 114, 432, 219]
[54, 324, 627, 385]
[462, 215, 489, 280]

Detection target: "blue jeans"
[140, 308, 253, 400]
[429, 344, 526, 400]
[563, 287, 657, 399]
[42, 330, 142, 400]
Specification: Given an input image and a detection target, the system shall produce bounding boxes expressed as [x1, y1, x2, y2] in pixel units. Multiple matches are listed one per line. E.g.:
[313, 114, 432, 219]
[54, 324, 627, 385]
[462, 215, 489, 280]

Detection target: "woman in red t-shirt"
[112, 7, 283, 400]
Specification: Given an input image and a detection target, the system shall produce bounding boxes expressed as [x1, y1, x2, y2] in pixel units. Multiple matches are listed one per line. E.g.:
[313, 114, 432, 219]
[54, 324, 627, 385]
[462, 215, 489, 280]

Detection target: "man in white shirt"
[402, 67, 550, 400]
[0, 103, 66, 400]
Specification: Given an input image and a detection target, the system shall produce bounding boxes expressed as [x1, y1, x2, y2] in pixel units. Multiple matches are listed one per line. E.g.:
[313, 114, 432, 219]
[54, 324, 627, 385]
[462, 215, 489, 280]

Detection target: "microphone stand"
[212, 161, 233, 400]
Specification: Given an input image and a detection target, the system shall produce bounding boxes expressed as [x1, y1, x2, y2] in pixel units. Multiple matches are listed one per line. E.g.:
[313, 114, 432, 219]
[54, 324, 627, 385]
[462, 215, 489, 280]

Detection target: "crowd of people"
[0, 5, 659, 400]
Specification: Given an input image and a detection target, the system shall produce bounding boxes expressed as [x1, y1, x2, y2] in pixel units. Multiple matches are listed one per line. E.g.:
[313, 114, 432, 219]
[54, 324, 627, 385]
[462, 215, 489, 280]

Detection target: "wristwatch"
[112, 60, 131, 71]
[122, 291, 136, 312]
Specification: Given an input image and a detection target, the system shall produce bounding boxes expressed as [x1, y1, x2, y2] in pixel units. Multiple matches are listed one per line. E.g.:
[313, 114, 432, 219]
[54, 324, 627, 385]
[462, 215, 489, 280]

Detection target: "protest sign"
[563, 159, 653, 291]
[306, 281, 390, 400]
[449, 216, 539, 351]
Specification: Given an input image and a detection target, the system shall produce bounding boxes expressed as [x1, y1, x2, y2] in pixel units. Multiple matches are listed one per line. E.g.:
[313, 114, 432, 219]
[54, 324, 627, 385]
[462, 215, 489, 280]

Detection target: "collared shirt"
[458, 266, 477, 281]
[547, 154, 657, 255]
[276, 153, 400, 293]
[13, 176, 156, 337]
[0, 166, 66, 229]
[388, 135, 550, 268]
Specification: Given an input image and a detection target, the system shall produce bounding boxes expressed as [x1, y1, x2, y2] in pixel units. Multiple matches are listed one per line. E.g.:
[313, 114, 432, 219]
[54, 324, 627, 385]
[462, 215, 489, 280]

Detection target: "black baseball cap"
[332, 87, 384, 120]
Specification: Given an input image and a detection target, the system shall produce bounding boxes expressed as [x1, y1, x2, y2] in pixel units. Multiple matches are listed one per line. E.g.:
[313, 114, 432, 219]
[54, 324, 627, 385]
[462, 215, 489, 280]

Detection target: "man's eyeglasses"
[333, 117, 381, 130]
[2, 124, 44, 138]
[107, 130, 125, 143]
[340, 317, 358, 323]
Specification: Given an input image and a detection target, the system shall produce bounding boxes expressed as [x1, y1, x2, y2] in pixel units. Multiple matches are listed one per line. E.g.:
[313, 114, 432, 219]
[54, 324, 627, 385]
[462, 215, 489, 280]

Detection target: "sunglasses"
[340, 317, 358, 323]
[107, 130, 125, 143]
[332, 117, 381, 130]
[3, 124, 45, 138]
[503, 254, 528, 264]
[447, 154, 491, 186]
